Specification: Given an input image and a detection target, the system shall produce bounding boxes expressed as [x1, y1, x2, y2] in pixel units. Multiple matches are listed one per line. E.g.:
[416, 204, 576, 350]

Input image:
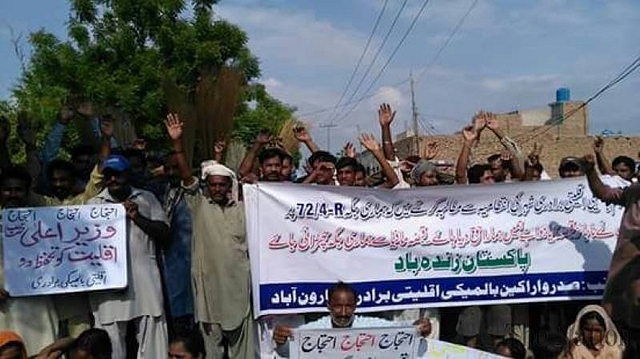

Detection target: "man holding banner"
[272, 282, 432, 358]
[0, 166, 59, 356]
[88, 154, 171, 359]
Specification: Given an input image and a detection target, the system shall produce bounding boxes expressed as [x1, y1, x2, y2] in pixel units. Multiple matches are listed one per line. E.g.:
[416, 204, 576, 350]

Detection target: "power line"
[329, 0, 410, 125]
[334, 0, 433, 125]
[415, 0, 479, 83]
[325, 0, 389, 123]
[297, 79, 411, 118]
[474, 51, 640, 158]
[298, 0, 477, 120]
[516, 52, 640, 146]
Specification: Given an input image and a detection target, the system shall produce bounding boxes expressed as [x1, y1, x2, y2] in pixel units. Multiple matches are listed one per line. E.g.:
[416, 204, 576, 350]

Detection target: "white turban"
[200, 160, 239, 203]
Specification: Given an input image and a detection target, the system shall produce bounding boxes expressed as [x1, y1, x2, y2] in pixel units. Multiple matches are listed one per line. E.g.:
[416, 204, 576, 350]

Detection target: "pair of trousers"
[96, 316, 168, 359]
[200, 315, 254, 359]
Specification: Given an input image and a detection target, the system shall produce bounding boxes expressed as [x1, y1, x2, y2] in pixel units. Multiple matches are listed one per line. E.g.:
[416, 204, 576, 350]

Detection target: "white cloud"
[369, 86, 405, 107]
[261, 77, 282, 90]
[216, 4, 383, 69]
[481, 74, 562, 92]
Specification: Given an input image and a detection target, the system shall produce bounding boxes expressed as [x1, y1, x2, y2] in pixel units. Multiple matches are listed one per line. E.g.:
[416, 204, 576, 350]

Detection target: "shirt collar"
[96, 187, 144, 203]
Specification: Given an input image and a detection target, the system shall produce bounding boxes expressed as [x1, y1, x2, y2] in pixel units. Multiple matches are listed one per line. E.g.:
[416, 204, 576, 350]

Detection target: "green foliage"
[233, 83, 295, 145]
[12, 0, 290, 154]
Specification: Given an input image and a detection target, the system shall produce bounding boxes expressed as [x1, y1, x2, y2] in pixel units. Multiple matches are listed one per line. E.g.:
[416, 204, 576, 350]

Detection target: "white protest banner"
[426, 339, 505, 358]
[2, 204, 127, 296]
[290, 326, 419, 359]
[244, 178, 623, 316]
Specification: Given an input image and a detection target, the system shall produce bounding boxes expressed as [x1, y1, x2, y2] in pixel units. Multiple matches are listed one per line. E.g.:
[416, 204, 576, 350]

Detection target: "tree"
[13, 0, 291, 165]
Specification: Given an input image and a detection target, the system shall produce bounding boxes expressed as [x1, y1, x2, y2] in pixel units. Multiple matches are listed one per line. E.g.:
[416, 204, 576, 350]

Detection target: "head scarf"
[410, 159, 455, 186]
[0, 331, 27, 359]
[567, 304, 625, 354]
[200, 160, 239, 203]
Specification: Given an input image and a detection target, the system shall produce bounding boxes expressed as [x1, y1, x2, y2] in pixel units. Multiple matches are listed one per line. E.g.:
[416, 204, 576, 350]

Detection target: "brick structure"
[388, 97, 639, 178]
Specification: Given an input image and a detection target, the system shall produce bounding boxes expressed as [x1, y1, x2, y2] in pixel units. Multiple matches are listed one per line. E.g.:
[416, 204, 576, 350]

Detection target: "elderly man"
[88, 154, 170, 359]
[273, 282, 431, 358]
[166, 114, 253, 359]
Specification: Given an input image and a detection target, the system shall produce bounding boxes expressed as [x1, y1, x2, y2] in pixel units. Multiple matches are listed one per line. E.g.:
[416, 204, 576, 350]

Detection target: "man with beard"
[88, 154, 171, 359]
[166, 113, 253, 359]
[272, 282, 432, 357]
[0, 166, 59, 355]
[34, 118, 113, 338]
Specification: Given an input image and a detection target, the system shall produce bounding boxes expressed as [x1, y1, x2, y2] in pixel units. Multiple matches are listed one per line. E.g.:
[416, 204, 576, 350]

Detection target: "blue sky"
[2, 0, 639, 152]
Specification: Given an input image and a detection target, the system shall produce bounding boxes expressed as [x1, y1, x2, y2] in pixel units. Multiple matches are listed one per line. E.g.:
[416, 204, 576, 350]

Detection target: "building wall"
[391, 101, 638, 178]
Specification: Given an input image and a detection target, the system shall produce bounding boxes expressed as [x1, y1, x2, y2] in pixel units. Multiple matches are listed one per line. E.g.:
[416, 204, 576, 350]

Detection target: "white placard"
[2, 204, 127, 296]
[290, 326, 419, 359]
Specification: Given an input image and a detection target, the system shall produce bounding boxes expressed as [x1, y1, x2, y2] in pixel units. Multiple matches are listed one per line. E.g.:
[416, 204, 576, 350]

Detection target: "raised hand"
[462, 125, 478, 143]
[485, 112, 498, 130]
[255, 130, 272, 146]
[528, 142, 542, 164]
[293, 126, 311, 143]
[17, 112, 36, 146]
[359, 133, 380, 152]
[165, 113, 184, 140]
[378, 103, 396, 127]
[241, 173, 259, 184]
[423, 141, 438, 160]
[100, 116, 115, 139]
[593, 136, 604, 153]
[472, 111, 487, 132]
[344, 142, 356, 158]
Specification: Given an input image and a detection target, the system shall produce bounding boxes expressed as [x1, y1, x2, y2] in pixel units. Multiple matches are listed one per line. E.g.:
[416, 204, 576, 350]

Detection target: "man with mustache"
[165, 113, 254, 359]
[87, 154, 171, 359]
[32, 117, 114, 338]
[272, 282, 432, 357]
[0, 166, 59, 355]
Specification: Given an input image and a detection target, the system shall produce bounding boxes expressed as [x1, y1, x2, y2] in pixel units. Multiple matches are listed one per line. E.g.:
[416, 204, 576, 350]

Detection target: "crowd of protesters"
[0, 101, 639, 359]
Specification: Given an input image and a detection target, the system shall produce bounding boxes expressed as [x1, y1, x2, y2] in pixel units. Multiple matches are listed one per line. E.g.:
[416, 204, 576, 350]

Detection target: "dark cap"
[559, 156, 584, 170]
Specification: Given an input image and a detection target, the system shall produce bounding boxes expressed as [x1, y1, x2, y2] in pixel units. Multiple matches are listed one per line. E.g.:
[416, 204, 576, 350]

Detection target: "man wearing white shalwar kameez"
[88, 155, 171, 359]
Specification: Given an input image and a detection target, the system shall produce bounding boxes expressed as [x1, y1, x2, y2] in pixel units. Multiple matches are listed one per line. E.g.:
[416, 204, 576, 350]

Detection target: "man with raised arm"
[583, 153, 640, 358]
[166, 113, 254, 359]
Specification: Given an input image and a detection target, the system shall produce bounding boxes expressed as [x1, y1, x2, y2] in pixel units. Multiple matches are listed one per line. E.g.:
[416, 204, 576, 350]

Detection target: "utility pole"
[319, 123, 338, 153]
[410, 72, 420, 155]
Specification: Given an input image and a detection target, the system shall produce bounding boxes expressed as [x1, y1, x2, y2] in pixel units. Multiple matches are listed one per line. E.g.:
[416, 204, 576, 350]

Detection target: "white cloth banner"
[244, 179, 622, 316]
[2, 204, 128, 296]
[290, 326, 419, 359]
